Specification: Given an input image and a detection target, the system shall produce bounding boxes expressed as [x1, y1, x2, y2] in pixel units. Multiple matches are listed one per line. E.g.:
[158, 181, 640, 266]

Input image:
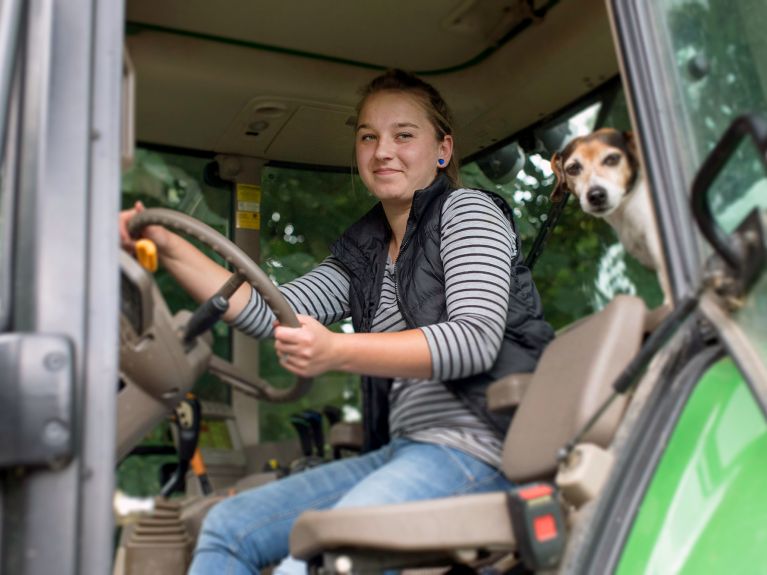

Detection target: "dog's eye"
[603, 153, 622, 166]
[565, 163, 581, 176]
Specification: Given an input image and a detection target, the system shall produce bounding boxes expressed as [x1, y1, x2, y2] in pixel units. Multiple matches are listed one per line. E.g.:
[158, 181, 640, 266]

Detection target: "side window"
[653, 0, 767, 179]
[257, 167, 376, 441]
[118, 147, 233, 495]
[460, 87, 663, 330]
[651, 0, 767, 367]
[662, 0, 767, 231]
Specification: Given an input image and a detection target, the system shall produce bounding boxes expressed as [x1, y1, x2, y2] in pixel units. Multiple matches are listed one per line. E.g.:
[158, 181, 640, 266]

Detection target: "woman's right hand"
[119, 201, 175, 255]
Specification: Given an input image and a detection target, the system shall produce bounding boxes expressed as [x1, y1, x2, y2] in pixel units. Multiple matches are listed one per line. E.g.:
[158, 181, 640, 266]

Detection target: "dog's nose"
[587, 186, 607, 207]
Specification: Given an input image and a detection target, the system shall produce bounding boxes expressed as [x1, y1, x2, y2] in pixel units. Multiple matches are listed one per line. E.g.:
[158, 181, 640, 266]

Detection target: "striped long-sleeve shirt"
[233, 189, 515, 467]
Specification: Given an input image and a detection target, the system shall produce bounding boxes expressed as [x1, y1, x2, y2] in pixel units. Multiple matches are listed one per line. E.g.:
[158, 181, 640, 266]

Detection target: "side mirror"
[691, 113, 767, 292]
[477, 141, 526, 184]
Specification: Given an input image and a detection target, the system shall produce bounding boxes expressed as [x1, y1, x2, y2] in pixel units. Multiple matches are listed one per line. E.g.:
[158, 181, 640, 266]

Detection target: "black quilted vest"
[330, 174, 554, 451]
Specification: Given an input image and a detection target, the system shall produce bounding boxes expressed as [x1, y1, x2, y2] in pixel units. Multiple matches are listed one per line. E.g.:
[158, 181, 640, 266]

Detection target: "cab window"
[257, 166, 375, 441]
[461, 84, 663, 330]
[118, 147, 234, 495]
[652, 0, 767, 363]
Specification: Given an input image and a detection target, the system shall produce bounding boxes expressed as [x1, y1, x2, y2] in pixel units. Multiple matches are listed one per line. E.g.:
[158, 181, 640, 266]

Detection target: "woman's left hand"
[274, 315, 340, 377]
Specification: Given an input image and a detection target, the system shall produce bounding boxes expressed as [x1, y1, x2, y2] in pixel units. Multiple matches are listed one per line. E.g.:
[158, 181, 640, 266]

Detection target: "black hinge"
[0, 333, 74, 467]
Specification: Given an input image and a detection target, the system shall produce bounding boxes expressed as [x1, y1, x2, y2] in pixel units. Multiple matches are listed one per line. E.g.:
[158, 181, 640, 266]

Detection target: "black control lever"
[302, 409, 325, 458]
[322, 405, 342, 427]
[160, 395, 201, 497]
[290, 413, 313, 457]
[183, 295, 229, 347]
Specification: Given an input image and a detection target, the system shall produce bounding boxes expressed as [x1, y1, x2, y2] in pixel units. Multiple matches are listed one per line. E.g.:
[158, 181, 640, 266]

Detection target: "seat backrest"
[503, 295, 647, 483]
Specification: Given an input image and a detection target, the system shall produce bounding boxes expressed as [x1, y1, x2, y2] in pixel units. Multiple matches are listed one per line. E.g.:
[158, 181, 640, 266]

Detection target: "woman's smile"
[373, 167, 402, 176]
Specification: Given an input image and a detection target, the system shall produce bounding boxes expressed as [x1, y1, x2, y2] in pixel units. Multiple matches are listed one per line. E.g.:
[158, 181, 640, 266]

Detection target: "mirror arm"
[691, 113, 767, 272]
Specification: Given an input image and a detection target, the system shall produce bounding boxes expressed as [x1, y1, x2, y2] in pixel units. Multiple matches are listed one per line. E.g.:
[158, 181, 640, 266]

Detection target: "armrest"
[487, 373, 533, 414]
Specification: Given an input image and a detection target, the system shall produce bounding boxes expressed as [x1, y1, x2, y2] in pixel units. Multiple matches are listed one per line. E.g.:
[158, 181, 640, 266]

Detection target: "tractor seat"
[290, 295, 650, 567]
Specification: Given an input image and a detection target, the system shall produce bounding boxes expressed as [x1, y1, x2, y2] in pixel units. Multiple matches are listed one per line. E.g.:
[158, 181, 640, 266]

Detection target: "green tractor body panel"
[617, 358, 767, 574]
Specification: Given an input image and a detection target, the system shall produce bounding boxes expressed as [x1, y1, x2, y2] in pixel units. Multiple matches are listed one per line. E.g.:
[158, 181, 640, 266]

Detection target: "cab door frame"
[564, 0, 767, 571]
[0, 0, 124, 574]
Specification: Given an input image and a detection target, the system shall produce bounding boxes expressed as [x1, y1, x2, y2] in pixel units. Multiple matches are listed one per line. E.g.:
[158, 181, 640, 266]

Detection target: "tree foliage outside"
[662, 0, 767, 232]
[257, 168, 374, 441]
[661, 0, 767, 365]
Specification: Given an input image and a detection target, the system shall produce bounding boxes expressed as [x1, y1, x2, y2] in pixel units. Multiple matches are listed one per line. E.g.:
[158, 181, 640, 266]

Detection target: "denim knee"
[198, 497, 241, 548]
[196, 496, 266, 569]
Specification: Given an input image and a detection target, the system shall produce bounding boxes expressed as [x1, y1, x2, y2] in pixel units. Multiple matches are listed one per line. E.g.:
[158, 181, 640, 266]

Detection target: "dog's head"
[550, 129, 640, 217]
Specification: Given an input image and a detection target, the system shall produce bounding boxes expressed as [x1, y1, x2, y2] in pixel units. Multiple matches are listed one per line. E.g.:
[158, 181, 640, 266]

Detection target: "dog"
[550, 128, 670, 302]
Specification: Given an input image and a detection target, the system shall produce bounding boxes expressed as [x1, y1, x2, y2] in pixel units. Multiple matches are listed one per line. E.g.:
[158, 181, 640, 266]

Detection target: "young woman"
[120, 69, 554, 575]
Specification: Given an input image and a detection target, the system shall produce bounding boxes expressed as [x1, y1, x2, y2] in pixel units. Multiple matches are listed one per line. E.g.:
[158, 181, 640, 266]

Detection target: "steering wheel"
[127, 207, 312, 403]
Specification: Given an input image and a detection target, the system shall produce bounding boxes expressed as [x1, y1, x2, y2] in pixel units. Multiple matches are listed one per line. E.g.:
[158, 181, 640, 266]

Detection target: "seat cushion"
[290, 492, 515, 561]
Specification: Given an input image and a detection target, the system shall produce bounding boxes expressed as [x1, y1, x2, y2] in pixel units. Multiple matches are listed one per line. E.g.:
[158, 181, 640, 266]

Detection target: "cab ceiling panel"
[125, 0, 617, 165]
[126, 0, 543, 72]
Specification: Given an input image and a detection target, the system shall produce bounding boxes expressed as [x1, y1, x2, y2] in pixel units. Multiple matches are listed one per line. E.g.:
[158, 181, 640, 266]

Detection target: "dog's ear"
[550, 152, 568, 203]
[623, 131, 640, 169]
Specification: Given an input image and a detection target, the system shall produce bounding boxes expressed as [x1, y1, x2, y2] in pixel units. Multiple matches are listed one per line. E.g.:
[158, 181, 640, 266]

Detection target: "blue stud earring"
[438, 158, 445, 166]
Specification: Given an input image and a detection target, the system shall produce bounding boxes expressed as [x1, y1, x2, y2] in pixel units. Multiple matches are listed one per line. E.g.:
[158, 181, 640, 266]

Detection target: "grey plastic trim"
[0, 0, 22, 162]
[1, 0, 124, 573]
[0, 0, 22, 336]
[0, 333, 75, 467]
[0, 64, 19, 333]
[78, 0, 125, 572]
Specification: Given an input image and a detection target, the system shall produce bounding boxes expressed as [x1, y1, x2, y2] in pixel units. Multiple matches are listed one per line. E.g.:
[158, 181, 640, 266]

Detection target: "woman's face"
[355, 92, 453, 205]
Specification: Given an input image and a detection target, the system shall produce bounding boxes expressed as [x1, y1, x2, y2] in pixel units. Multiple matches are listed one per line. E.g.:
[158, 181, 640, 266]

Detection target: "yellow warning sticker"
[236, 183, 262, 230]
[236, 184, 261, 203]
[236, 211, 261, 230]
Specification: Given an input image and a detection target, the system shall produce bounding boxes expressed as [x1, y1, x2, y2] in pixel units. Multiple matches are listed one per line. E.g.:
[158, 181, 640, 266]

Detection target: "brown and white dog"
[550, 128, 669, 300]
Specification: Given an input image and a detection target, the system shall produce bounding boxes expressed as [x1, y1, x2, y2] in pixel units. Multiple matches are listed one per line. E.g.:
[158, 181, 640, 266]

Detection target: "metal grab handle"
[691, 113, 767, 271]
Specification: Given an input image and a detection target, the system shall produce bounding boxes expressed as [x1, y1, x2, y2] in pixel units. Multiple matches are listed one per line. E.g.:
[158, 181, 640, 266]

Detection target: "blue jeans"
[189, 437, 513, 575]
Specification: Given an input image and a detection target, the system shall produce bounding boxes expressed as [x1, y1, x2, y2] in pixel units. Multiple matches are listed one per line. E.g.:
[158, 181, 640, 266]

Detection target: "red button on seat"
[533, 514, 557, 542]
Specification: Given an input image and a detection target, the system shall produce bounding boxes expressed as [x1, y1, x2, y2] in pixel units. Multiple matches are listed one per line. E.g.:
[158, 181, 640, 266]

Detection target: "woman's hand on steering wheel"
[274, 315, 341, 378]
[119, 201, 175, 254]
